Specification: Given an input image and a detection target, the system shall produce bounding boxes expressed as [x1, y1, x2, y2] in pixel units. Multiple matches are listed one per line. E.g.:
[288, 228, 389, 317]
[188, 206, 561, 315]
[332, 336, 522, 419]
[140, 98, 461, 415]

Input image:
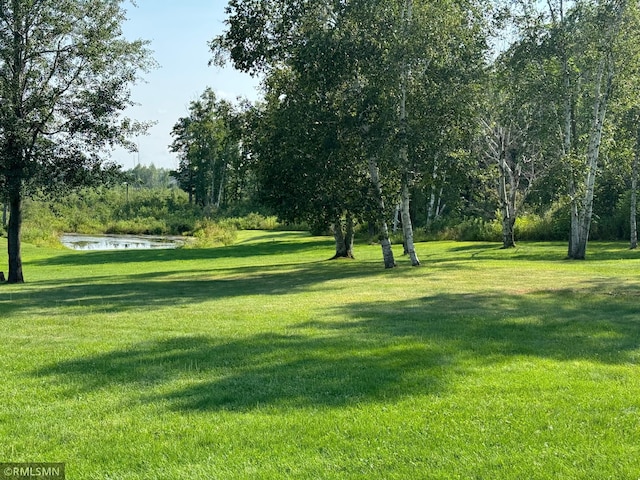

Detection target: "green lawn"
[1, 231, 639, 479]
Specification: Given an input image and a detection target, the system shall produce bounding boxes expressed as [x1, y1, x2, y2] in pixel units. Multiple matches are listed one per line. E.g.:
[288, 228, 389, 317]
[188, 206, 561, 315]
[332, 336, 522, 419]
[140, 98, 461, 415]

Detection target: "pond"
[60, 233, 184, 251]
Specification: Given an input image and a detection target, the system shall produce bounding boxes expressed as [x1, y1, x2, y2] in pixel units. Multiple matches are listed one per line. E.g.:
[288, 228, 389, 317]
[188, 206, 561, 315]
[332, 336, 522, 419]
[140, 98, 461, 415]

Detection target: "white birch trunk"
[569, 58, 613, 259]
[397, 0, 419, 266]
[631, 126, 639, 249]
[369, 156, 396, 268]
[392, 204, 401, 233]
[401, 177, 420, 265]
[426, 160, 438, 229]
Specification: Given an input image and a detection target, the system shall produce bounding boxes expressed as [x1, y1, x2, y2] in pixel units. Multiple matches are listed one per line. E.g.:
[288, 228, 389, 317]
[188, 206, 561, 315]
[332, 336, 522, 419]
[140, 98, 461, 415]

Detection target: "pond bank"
[60, 233, 185, 251]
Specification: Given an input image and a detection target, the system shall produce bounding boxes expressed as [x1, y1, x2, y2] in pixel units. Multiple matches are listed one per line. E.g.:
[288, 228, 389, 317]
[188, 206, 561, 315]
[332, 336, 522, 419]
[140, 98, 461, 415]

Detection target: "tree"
[214, 0, 381, 260]
[244, 69, 372, 259]
[605, 3, 640, 248]
[127, 163, 173, 189]
[170, 88, 238, 208]
[559, 0, 633, 258]
[478, 53, 549, 249]
[214, 0, 488, 265]
[0, 0, 152, 283]
[500, 0, 636, 258]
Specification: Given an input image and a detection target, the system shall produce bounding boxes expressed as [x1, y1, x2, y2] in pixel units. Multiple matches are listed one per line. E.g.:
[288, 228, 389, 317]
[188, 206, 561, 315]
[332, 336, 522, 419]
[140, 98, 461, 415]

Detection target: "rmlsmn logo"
[0, 463, 65, 480]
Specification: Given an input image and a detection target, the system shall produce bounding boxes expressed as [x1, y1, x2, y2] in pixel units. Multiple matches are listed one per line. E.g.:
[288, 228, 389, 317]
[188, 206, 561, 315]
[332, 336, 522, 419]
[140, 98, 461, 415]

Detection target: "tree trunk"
[398, 0, 419, 266]
[331, 213, 355, 259]
[392, 204, 401, 234]
[568, 186, 580, 258]
[631, 124, 639, 249]
[2, 203, 6, 228]
[344, 212, 355, 258]
[216, 161, 226, 209]
[498, 145, 516, 249]
[568, 58, 612, 260]
[209, 168, 216, 207]
[426, 159, 439, 230]
[368, 157, 396, 268]
[332, 218, 346, 257]
[401, 177, 420, 266]
[7, 179, 24, 284]
[501, 216, 516, 249]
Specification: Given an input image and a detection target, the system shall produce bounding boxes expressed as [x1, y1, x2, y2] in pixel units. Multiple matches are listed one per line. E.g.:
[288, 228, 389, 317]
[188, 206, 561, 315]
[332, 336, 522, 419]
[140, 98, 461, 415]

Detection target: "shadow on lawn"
[1, 259, 387, 317]
[436, 242, 640, 262]
[322, 281, 640, 365]
[33, 279, 640, 412]
[34, 333, 448, 411]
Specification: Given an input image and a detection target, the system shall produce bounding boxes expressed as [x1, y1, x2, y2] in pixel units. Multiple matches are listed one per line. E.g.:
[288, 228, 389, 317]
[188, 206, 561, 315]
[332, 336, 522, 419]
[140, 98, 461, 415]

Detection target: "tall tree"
[0, 0, 152, 283]
[244, 68, 371, 259]
[170, 88, 238, 209]
[481, 119, 536, 248]
[214, 0, 487, 265]
[502, 0, 634, 258]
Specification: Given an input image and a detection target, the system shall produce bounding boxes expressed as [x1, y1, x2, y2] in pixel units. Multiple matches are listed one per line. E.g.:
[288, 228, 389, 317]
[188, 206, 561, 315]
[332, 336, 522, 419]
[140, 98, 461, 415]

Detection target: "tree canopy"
[0, 0, 153, 283]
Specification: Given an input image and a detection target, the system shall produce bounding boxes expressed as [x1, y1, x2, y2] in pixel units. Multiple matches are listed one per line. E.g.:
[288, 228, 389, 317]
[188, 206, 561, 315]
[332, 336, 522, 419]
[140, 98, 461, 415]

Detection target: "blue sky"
[114, 0, 261, 170]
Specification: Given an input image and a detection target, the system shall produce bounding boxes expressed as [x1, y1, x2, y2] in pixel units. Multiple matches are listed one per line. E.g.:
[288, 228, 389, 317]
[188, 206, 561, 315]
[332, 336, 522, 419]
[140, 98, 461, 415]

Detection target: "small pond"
[60, 233, 184, 251]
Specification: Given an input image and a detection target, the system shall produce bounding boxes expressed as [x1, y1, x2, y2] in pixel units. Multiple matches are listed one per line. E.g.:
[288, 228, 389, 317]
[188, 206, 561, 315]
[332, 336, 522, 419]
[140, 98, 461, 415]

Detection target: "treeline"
[163, 0, 640, 264]
[18, 169, 281, 248]
[9, 1, 639, 262]
[10, 159, 634, 249]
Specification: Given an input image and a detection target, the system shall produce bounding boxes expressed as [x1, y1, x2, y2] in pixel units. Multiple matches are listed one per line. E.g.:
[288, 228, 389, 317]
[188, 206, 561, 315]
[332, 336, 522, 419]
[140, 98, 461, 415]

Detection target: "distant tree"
[127, 164, 173, 189]
[0, 0, 153, 283]
[169, 88, 239, 209]
[481, 119, 536, 248]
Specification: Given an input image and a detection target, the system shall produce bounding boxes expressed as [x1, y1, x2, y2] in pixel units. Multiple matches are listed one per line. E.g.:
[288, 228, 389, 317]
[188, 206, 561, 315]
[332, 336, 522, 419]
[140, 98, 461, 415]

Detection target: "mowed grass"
[1, 231, 640, 479]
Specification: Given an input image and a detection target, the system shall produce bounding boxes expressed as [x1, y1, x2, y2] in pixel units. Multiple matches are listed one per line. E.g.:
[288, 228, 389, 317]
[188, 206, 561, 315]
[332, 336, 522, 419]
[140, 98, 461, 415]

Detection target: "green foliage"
[19, 187, 297, 247]
[22, 187, 199, 238]
[219, 212, 280, 231]
[425, 217, 502, 242]
[21, 201, 67, 247]
[190, 219, 237, 247]
[126, 164, 174, 189]
[170, 88, 249, 209]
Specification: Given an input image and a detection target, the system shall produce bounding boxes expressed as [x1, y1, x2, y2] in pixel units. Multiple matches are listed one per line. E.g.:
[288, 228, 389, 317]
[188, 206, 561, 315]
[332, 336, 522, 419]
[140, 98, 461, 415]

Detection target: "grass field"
[1, 231, 640, 479]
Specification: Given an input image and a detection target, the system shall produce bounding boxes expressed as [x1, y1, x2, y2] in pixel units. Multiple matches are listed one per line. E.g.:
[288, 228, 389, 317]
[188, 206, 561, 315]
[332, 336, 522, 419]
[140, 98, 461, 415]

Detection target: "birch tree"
[482, 120, 536, 248]
[505, 0, 634, 258]
[214, 0, 487, 265]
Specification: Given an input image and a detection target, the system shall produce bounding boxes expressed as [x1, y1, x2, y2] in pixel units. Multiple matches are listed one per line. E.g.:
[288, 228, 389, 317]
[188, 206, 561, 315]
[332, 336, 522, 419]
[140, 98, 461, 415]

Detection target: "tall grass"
[1, 234, 640, 478]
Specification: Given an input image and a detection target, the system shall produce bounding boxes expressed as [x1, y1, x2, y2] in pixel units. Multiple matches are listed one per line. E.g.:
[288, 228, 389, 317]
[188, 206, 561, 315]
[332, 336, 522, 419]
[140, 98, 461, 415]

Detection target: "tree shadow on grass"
[34, 333, 449, 411]
[0, 260, 388, 317]
[32, 279, 640, 412]
[316, 279, 640, 365]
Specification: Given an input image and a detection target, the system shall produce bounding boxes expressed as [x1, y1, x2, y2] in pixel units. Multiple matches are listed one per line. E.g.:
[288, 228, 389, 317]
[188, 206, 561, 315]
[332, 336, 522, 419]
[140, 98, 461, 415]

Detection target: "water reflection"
[61, 234, 184, 251]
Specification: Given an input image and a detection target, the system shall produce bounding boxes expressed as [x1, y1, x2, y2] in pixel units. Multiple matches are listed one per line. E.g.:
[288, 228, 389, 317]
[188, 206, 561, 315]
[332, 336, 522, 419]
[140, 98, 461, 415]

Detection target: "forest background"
[3, 0, 640, 261]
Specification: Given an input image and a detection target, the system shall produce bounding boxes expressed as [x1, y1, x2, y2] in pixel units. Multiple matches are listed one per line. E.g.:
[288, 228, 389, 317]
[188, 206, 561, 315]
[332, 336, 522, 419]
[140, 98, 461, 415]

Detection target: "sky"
[113, 0, 261, 170]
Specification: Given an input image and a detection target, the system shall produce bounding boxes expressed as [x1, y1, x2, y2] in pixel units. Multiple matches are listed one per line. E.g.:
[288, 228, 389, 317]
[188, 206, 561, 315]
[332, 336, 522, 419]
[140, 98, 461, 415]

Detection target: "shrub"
[219, 213, 280, 230]
[21, 200, 66, 247]
[105, 218, 168, 235]
[189, 219, 237, 248]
